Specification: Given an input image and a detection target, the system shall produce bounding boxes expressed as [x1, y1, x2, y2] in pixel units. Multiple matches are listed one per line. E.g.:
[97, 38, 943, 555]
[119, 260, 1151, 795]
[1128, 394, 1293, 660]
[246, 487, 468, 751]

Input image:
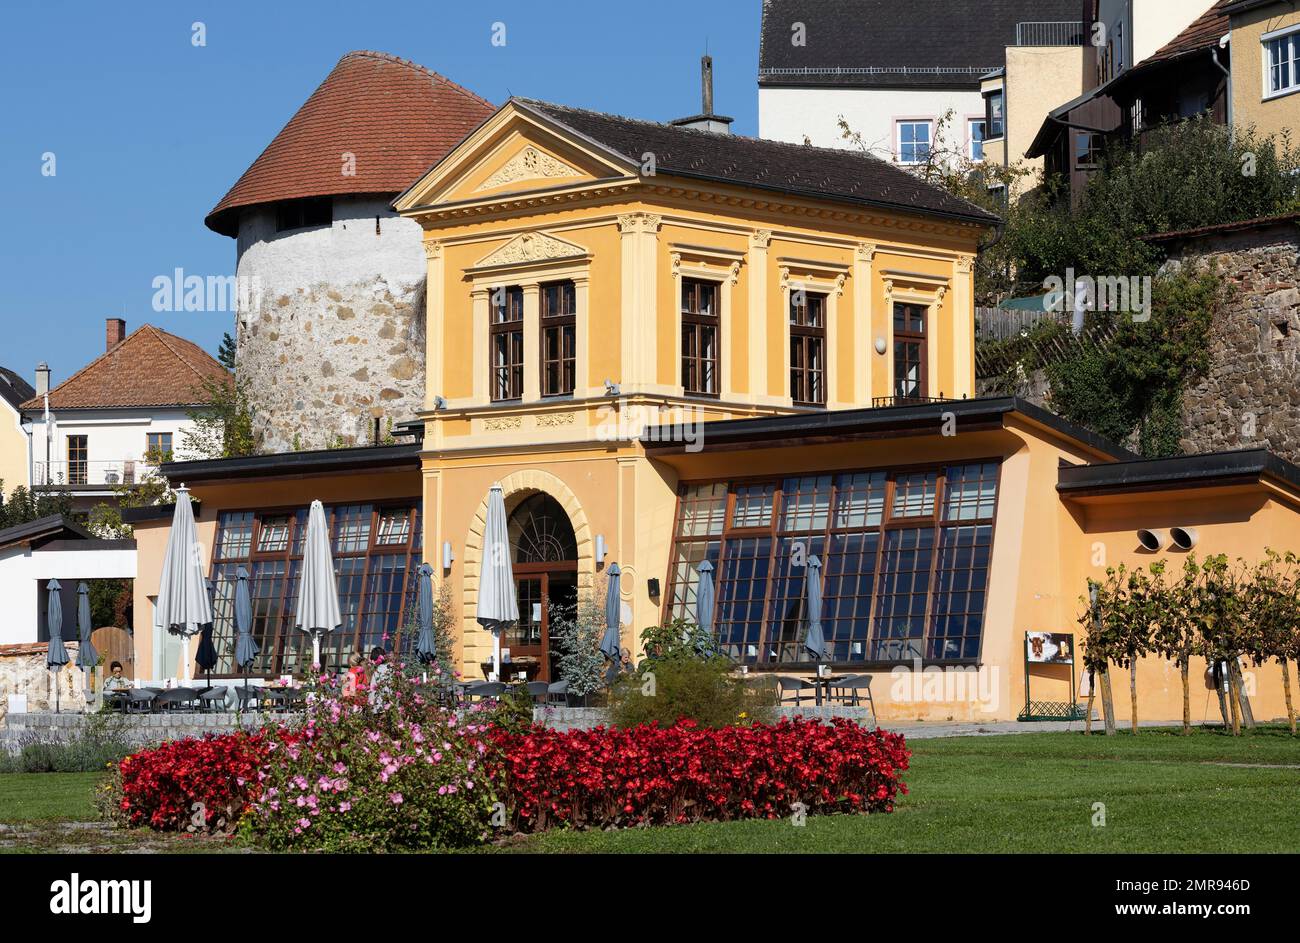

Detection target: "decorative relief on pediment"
[474, 146, 581, 191]
[536, 412, 576, 427]
[483, 416, 523, 432]
[475, 231, 587, 267]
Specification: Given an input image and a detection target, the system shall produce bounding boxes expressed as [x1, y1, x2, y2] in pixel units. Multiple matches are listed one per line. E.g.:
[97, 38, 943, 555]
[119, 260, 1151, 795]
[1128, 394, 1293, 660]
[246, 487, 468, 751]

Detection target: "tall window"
[145, 432, 173, 461]
[209, 502, 423, 677]
[897, 121, 933, 164]
[66, 435, 87, 485]
[1267, 29, 1299, 97]
[969, 119, 987, 160]
[789, 289, 826, 406]
[540, 280, 576, 397]
[665, 463, 999, 666]
[893, 302, 928, 401]
[681, 278, 719, 397]
[985, 91, 1004, 139]
[490, 286, 524, 401]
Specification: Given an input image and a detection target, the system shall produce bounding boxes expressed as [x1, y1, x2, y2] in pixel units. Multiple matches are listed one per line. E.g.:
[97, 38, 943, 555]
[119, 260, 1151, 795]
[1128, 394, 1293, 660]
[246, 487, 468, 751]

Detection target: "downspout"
[1212, 34, 1232, 130]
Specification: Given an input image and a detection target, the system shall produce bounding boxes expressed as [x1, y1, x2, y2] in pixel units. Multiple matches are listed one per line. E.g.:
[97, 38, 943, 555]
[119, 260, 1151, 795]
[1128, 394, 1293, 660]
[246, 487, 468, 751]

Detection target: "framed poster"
[1026, 631, 1074, 665]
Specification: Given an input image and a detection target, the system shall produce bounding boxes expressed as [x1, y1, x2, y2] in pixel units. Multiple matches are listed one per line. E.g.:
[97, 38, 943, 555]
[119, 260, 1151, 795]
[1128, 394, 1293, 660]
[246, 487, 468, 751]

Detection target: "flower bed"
[489, 718, 909, 832]
[104, 676, 910, 845]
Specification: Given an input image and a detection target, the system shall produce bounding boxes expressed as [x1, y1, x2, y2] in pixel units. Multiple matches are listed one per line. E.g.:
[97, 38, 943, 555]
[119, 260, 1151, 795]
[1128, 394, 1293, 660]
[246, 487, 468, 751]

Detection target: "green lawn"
[2, 727, 1297, 853]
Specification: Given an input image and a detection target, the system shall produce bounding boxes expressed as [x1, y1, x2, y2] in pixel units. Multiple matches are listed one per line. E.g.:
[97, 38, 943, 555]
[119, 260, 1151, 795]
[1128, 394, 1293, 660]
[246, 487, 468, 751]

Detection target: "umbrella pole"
[492, 633, 501, 681]
[312, 634, 321, 673]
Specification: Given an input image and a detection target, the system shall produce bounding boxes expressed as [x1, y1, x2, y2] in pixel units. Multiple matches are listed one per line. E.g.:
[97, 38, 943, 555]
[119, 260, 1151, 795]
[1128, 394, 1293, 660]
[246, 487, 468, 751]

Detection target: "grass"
[1, 726, 1297, 853]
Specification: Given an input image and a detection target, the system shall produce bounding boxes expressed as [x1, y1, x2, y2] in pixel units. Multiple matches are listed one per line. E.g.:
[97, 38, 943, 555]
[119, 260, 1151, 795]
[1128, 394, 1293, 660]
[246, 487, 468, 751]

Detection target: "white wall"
[0, 544, 137, 646]
[1096, 0, 1209, 80]
[759, 86, 988, 160]
[27, 406, 197, 486]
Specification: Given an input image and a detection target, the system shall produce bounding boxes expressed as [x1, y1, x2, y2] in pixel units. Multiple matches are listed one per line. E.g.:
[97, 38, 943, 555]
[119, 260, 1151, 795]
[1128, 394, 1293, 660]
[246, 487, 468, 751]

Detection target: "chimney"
[106, 318, 126, 350]
[35, 363, 50, 397]
[670, 55, 734, 134]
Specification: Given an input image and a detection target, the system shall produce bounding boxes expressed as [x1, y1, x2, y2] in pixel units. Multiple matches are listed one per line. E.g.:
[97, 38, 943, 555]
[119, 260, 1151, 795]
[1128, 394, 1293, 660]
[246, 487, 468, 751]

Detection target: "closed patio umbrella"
[45, 579, 68, 713]
[76, 581, 99, 704]
[155, 486, 213, 680]
[600, 563, 623, 683]
[194, 577, 218, 685]
[804, 555, 828, 662]
[295, 500, 342, 673]
[233, 565, 258, 701]
[415, 562, 437, 666]
[695, 559, 715, 648]
[475, 484, 518, 679]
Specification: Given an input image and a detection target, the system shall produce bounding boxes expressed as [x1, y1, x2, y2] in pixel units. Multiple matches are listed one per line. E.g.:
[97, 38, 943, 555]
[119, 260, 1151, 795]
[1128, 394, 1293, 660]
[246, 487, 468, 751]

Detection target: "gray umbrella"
[600, 563, 623, 682]
[415, 563, 437, 665]
[46, 579, 68, 712]
[476, 484, 519, 678]
[804, 555, 828, 661]
[295, 500, 342, 670]
[156, 486, 213, 680]
[695, 558, 715, 636]
[76, 582, 98, 702]
[233, 566, 258, 670]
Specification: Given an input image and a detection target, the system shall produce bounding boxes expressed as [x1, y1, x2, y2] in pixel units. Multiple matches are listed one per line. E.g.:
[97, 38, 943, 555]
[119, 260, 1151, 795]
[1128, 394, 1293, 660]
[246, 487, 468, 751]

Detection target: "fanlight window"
[509, 493, 578, 564]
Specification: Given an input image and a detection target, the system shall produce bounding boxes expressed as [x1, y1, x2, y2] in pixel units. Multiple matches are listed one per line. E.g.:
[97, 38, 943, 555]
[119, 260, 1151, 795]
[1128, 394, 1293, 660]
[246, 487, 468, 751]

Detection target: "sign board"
[1026, 631, 1074, 665]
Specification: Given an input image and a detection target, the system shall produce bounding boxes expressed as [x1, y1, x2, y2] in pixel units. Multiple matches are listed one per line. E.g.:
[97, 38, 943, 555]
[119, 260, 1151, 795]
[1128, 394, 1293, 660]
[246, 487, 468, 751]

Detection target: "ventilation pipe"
[1169, 527, 1199, 551]
[1136, 529, 1167, 552]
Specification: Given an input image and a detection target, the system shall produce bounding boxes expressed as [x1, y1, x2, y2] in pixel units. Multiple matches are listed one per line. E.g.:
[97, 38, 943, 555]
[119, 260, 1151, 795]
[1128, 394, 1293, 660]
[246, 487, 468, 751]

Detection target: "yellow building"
[0, 368, 34, 496]
[131, 97, 1300, 724]
[1228, 0, 1300, 139]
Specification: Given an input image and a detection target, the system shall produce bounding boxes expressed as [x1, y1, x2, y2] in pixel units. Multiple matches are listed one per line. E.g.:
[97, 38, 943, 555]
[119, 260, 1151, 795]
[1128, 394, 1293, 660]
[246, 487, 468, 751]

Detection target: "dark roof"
[758, 0, 1084, 89]
[1056, 448, 1300, 497]
[0, 515, 94, 553]
[20, 325, 229, 411]
[1144, 212, 1300, 243]
[160, 442, 422, 485]
[206, 51, 494, 237]
[512, 99, 999, 226]
[643, 395, 1136, 460]
[0, 367, 34, 413]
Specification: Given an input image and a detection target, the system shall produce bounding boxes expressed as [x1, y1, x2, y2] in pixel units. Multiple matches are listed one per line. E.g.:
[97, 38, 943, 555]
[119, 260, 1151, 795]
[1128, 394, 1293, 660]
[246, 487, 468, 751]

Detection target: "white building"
[21, 319, 229, 513]
[758, 0, 1088, 162]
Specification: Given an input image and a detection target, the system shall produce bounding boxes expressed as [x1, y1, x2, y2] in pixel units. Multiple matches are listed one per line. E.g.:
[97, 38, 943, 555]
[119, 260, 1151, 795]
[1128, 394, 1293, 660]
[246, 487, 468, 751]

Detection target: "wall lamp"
[604, 378, 621, 396]
[595, 534, 607, 565]
[433, 395, 447, 410]
[442, 541, 454, 570]
[647, 578, 660, 598]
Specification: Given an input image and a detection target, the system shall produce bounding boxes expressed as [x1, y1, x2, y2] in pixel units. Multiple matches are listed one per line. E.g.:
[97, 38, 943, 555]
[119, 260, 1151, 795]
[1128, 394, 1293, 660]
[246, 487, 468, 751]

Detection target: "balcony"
[1015, 21, 1084, 47]
[33, 460, 154, 489]
[870, 395, 961, 409]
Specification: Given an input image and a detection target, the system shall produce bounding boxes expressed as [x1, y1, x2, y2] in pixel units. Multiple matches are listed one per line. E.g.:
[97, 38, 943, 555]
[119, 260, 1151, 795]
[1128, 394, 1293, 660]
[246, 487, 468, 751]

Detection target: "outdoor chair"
[234, 686, 262, 711]
[524, 681, 550, 703]
[126, 689, 158, 714]
[467, 681, 506, 703]
[198, 686, 228, 712]
[776, 675, 817, 706]
[157, 688, 200, 713]
[545, 679, 569, 706]
[829, 675, 877, 725]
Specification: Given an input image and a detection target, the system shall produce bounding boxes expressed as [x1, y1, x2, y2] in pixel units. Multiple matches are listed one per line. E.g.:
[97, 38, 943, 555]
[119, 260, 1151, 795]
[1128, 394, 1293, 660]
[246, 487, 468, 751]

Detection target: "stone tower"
[205, 51, 494, 451]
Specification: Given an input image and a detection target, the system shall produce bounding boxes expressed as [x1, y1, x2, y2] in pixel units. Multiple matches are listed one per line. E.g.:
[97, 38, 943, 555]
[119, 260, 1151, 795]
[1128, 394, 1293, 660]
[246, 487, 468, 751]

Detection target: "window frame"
[664, 461, 1001, 669]
[892, 301, 929, 401]
[789, 288, 827, 407]
[896, 119, 934, 165]
[539, 279, 576, 398]
[1074, 129, 1102, 169]
[984, 91, 1005, 140]
[145, 432, 173, 462]
[489, 285, 525, 402]
[681, 277, 721, 398]
[66, 434, 88, 486]
[968, 118, 987, 160]
[1264, 25, 1300, 100]
[209, 501, 422, 678]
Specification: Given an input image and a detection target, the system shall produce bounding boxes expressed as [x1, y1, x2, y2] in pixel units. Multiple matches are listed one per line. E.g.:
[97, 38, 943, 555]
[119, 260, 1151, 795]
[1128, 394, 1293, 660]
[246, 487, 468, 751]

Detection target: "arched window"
[509, 493, 577, 564]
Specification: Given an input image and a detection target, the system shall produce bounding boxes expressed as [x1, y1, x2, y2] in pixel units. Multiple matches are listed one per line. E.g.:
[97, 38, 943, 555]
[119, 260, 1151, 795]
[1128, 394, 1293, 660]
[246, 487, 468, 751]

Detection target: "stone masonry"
[1161, 218, 1300, 460]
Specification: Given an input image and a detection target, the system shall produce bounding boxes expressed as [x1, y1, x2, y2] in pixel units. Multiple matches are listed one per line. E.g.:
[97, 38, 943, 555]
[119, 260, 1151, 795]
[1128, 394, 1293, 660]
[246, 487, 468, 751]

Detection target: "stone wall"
[1, 711, 263, 752]
[234, 195, 427, 452]
[1162, 220, 1300, 460]
[0, 643, 89, 724]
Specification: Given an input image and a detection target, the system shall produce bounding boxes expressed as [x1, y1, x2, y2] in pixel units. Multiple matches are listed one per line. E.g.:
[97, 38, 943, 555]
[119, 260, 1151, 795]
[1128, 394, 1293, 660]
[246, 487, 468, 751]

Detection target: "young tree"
[182, 375, 258, 459]
[1247, 550, 1299, 736]
[1151, 557, 1201, 735]
[217, 331, 238, 371]
[1117, 563, 1160, 734]
[1195, 555, 1250, 736]
[1081, 568, 1128, 735]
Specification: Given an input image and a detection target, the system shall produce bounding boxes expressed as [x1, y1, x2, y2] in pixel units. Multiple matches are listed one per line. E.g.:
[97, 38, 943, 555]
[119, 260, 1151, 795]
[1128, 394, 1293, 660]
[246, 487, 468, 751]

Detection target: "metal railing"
[33, 459, 154, 488]
[1015, 21, 1085, 47]
[870, 395, 960, 409]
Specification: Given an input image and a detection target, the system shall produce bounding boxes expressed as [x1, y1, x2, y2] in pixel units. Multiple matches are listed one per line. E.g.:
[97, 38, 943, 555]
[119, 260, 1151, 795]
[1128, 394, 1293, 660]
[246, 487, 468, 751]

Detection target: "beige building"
[0, 368, 33, 496]
[1228, 0, 1300, 138]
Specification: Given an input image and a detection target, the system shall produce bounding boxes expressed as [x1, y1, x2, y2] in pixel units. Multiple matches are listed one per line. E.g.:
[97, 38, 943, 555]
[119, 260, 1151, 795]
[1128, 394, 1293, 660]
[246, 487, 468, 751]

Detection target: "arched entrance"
[505, 493, 578, 681]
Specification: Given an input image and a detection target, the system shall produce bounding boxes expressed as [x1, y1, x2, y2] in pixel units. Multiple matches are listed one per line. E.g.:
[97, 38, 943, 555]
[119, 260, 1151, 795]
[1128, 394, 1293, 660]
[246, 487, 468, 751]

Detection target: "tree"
[550, 577, 609, 702]
[1080, 571, 1124, 735]
[1247, 550, 1300, 736]
[1194, 554, 1250, 736]
[217, 331, 238, 371]
[87, 449, 174, 539]
[0, 480, 73, 529]
[1151, 557, 1203, 735]
[181, 375, 258, 460]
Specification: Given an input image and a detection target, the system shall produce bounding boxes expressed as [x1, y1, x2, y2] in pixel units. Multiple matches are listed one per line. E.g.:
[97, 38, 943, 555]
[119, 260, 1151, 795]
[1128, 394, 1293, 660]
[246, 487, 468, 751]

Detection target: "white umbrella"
[294, 500, 341, 671]
[475, 484, 518, 679]
[155, 486, 212, 681]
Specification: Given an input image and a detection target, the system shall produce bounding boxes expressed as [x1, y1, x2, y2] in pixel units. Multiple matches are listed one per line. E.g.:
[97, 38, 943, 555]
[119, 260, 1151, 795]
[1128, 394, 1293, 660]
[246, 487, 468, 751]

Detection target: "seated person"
[103, 661, 131, 692]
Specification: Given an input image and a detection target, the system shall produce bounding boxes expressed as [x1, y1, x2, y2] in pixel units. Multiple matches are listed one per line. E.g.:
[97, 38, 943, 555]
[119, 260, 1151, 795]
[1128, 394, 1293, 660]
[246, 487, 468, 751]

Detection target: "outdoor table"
[103, 690, 130, 713]
[805, 675, 849, 707]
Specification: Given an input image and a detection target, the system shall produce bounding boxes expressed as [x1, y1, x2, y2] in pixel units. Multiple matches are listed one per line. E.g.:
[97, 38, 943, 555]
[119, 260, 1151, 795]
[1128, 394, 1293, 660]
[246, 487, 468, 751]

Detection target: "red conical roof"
[205, 50, 494, 236]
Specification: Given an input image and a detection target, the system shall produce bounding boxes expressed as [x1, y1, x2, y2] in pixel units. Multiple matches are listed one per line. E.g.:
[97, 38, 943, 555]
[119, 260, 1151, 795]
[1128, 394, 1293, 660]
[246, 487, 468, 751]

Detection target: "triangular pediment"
[394, 102, 636, 212]
[474, 231, 588, 268]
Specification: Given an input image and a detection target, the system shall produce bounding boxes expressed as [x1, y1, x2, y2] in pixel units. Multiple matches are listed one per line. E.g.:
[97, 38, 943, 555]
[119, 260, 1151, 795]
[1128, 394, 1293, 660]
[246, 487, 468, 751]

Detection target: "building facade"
[129, 95, 1300, 724]
[0, 368, 34, 495]
[205, 51, 494, 452]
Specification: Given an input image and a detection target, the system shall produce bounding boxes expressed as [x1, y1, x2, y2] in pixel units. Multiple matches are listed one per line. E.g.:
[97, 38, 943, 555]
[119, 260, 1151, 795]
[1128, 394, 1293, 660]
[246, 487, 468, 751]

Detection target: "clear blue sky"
[0, 0, 760, 384]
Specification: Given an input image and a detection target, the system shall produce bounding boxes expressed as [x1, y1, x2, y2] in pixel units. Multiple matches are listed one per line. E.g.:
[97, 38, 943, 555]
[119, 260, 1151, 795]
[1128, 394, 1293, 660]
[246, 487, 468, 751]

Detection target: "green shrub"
[608, 655, 776, 730]
[0, 713, 133, 773]
[488, 683, 537, 735]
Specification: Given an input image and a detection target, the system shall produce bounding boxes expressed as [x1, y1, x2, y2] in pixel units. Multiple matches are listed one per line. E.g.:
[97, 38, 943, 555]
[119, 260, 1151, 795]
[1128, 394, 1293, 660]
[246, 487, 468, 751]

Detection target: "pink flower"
[298, 817, 311, 829]
[389, 792, 404, 805]
[338, 801, 351, 813]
